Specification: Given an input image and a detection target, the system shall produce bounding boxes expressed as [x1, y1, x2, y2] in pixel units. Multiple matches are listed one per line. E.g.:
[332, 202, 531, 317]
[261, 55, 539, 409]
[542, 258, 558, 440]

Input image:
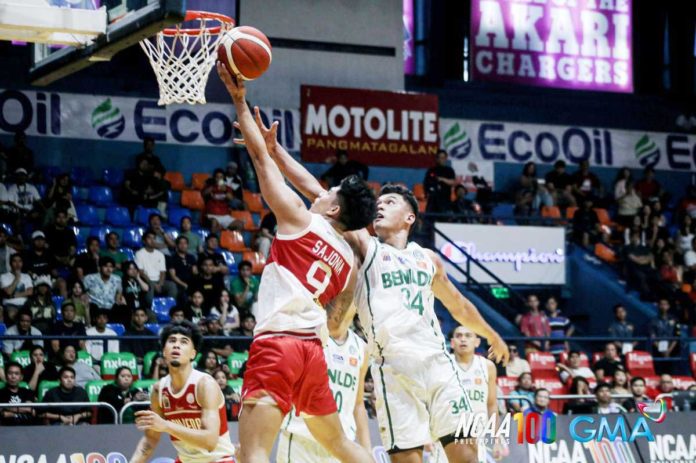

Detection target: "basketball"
[217, 26, 272, 81]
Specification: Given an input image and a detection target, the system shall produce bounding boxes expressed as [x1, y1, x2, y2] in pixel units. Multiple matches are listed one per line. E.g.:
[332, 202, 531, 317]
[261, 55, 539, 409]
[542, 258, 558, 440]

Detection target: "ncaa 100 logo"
[454, 411, 556, 445]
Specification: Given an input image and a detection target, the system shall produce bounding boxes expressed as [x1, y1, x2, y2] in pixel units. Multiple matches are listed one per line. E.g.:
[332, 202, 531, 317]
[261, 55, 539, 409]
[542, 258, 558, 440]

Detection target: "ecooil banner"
[0, 89, 300, 150]
[440, 118, 696, 173]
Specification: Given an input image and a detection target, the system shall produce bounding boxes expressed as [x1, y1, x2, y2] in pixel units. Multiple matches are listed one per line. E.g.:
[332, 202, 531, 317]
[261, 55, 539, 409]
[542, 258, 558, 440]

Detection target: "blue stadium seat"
[168, 207, 191, 227]
[102, 168, 124, 188]
[107, 323, 125, 336]
[76, 205, 99, 226]
[168, 191, 181, 205]
[152, 298, 176, 323]
[145, 323, 161, 334]
[195, 228, 210, 243]
[220, 250, 239, 276]
[0, 322, 5, 351]
[135, 206, 161, 225]
[36, 184, 47, 197]
[122, 226, 145, 249]
[88, 186, 114, 206]
[52, 296, 64, 308]
[70, 185, 84, 203]
[92, 225, 113, 245]
[0, 223, 13, 235]
[163, 226, 179, 240]
[73, 226, 90, 247]
[70, 166, 94, 187]
[40, 166, 62, 184]
[492, 203, 516, 224]
[105, 206, 131, 227]
[121, 247, 135, 261]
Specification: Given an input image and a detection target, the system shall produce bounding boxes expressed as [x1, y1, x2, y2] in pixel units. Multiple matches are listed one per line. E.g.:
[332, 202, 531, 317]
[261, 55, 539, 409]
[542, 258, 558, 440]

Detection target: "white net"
[140, 13, 234, 105]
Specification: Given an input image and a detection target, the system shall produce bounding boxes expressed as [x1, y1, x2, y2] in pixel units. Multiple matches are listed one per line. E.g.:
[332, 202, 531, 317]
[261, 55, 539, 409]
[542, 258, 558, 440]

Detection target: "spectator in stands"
[530, 388, 552, 415]
[509, 372, 535, 412]
[676, 185, 696, 222]
[135, 230, 176, 309]
[0, 227, 16, 276]
[515, 162, 552, 216]
[179, 216, 202, 255]
[25, 277, 55, 334]
[202, 315, 233, 359]
[223, 161, 246, 210]
[683, 237, 696, 276]
[169, 306, 186, 323]
[214, 368, 240, 421]
[612, 167, 632, 201]
[450, 185, 477, 222]
[149, 355, 169, 380]
[184, 290, 206, 324]
[85, 309, 118, 362]
[657, 374, 675, 408]
[198, 234, 229, 279]
[214, 289, 240, 333]
[231, 314, 255, 352]
[46, 210, 77, 269]
[572, 197, 601, 248]
[635, 167, 663, 203]
[649, 298, 680, 373]
[7, 168, 42, 223]
[518, 294, 550, 352]
[23, 345, 58, 391]
[42, 366, 91, 425]
[100, 232, 127, 277]
[616, 182, 643, 227]
[563, 377, 594, 414]
[142, 166, 170, 214]
[255, 211, 276, 259]
[97, 366, 147, 424]
[623, 231, 660, 300]
[59, 345, 100, 387]
[122, 158, 155, 213]
[1, 253, 34, 322]
[44, 173, 72, 211]
[121, 260, 150, 322]
[593, 343, 625, 381]
[557, 351, 596, 383]
[198, 350, 221, 376]
[7, 131, 34, 174]
[545, 160, 576, 209]
[24, 231, 61, 286]
[167, 236, 198, 304]
[546, 296, 573, 356]
[594, 383, 624, 414]
[0, 361, 35, 426]
[505, 344, 531, 378]
[320, 150, 369, 187]
[189, 256, 225, 313]
[231, 260, 259, 316]
[121, 307, 157, 361]
[608, 304, 637, 354]
[67, 280, 90, 326]
[84, 256, 123, 316]
[571, 160, 602, 203]
[610, 370, 630, 396]
[2, 309, 43, 355]
[202, 169, 241, 234]
[424, 150, 457, 214]
[44, 174, 77, 226]
[622, 376, 650, 412]
[49, 302, 86, 356]
[148, 214, 175, 255]
[135, 137, 164, 173]
[75, 237, 101, 281]
[659, 250, 683, 292]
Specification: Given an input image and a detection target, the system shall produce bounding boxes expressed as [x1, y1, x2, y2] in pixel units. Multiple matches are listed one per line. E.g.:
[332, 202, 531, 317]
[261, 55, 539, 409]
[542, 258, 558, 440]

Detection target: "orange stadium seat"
[181, 190, 205, 211]
[541, 206, 561, 219]
[559, 351, 590, 368]
[418, 199, 427, 213]
[413, 183, 426, 200]
[367, 181, 381, 196]
[242, 251, 267, 275]
[594, 243, 617, 264]
[565, 206, 578, 219]
[220, 230, 249, 252]
[626, 351, 656, 377]
[243, 191, 265, 213]
[191, 173, 211, 190]
[594, 208, 614, 226]
[231, 210, 257, 231]
[165, 171, 186, 191]
[526, 352, 558, 379]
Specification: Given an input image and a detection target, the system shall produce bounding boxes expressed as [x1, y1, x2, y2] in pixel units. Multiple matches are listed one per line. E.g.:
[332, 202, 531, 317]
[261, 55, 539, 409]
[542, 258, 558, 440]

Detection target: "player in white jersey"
[130, 321, 236, 463]
[276, 327, 371, 462]
[231, 103, 509, 463]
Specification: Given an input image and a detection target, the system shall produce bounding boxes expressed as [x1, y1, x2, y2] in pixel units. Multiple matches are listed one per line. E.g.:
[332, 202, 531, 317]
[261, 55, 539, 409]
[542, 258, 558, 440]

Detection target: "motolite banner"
[435, 223, 566, 284]
[300, 85, 439, 167]
[440, 118, 696, 173]
[470, 0, 632, 92]
[0, 89, 300, 150]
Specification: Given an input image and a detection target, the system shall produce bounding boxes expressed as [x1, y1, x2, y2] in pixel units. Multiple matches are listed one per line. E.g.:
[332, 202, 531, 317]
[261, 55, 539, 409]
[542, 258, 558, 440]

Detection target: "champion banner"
[440, 118, 696, 173]
[0, 89, 300, 150]
[470, 0, 633, 92]
[300, 85, 440, 168]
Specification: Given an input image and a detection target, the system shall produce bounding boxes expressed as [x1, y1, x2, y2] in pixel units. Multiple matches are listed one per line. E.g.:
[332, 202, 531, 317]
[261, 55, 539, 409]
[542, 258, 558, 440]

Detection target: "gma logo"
[569, 416, 654, 443]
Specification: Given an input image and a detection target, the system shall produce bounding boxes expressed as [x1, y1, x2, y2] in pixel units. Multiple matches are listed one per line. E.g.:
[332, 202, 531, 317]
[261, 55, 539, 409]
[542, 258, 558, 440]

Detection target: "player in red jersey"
[217, 63, 375, 463]
[130, 321, 236, 463]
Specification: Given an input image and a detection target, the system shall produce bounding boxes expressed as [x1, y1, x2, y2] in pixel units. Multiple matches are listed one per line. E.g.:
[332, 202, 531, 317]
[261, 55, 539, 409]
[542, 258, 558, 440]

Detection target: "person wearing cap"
[23, 230, 59, 284]
[224, 161, 246, 210]
[0, 253, 33, 323]
[6, 168, 42, 221]
[23, 275, 55, 334]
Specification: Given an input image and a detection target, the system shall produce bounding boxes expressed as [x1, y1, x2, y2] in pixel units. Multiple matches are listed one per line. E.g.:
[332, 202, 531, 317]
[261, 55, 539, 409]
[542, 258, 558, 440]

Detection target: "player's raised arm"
[425, 249, 510, 366]
[130, 384, 163, 463]
[217, 62, 310, 233]
[326, 265, 358, 336]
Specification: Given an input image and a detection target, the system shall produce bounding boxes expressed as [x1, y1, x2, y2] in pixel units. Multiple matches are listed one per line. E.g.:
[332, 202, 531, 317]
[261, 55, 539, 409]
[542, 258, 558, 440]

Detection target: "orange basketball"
[218, 26, 272, 81]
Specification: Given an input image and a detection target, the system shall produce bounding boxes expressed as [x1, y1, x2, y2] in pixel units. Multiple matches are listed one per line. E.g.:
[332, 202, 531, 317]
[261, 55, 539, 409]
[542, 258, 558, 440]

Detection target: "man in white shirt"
[85, 309, 119, 361]
[1, 253, 33, 322]
[505, 344, 531, 378]
[6, 168, 41, 220]
[557, 350, 596, 383]
[135, 229, 176, 309]
[2, 309, 43, 355]
[684, 237, 696, 270]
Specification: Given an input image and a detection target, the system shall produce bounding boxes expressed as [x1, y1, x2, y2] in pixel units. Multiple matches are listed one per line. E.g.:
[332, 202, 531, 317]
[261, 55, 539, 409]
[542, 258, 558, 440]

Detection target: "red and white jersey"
[255, 213, 354, 339]
[158, 369, 236, 463]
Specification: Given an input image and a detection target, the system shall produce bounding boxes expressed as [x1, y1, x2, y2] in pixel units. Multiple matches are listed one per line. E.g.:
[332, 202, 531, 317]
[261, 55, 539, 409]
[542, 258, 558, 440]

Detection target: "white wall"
[239, 0, 404, 109]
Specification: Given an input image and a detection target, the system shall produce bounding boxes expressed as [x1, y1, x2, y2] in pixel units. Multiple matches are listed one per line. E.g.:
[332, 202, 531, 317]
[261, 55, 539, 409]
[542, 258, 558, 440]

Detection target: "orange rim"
[161, 10, 235, 37]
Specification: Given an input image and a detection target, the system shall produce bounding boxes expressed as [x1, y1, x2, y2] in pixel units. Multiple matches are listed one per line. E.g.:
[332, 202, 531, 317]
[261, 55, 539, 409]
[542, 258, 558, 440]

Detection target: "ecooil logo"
[634, 134, 660, 168]
[443, 122, 471, 159]
[91, 98, 125, 139]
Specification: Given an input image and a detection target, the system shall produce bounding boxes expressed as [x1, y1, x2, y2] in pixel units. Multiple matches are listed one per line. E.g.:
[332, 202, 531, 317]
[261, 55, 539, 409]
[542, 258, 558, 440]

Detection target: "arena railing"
[0, 401, 118, 424]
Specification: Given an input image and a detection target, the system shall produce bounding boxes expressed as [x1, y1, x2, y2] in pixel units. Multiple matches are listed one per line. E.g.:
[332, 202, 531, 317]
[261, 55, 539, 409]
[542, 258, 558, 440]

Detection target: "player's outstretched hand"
[487, 334, 510, 366]
[135, 410, 168, 433]
[216, 61, 246, 102]
[232, 106, 279, 150]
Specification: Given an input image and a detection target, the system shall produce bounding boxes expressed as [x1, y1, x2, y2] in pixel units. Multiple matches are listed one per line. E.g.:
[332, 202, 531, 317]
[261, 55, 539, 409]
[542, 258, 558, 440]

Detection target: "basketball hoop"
[139, 11, 235, 105]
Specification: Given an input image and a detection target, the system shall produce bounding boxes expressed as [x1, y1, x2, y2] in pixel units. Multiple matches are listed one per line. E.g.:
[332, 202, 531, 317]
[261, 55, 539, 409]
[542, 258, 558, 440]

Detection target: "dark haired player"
[130, 321, 236, 463]
[217, 63, 375, 463]
[237, 110, 510, 462]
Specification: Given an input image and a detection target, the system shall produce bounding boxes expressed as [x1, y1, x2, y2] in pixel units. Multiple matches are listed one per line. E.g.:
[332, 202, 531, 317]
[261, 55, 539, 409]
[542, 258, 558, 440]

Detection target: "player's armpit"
[344, 229, 371, 262]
